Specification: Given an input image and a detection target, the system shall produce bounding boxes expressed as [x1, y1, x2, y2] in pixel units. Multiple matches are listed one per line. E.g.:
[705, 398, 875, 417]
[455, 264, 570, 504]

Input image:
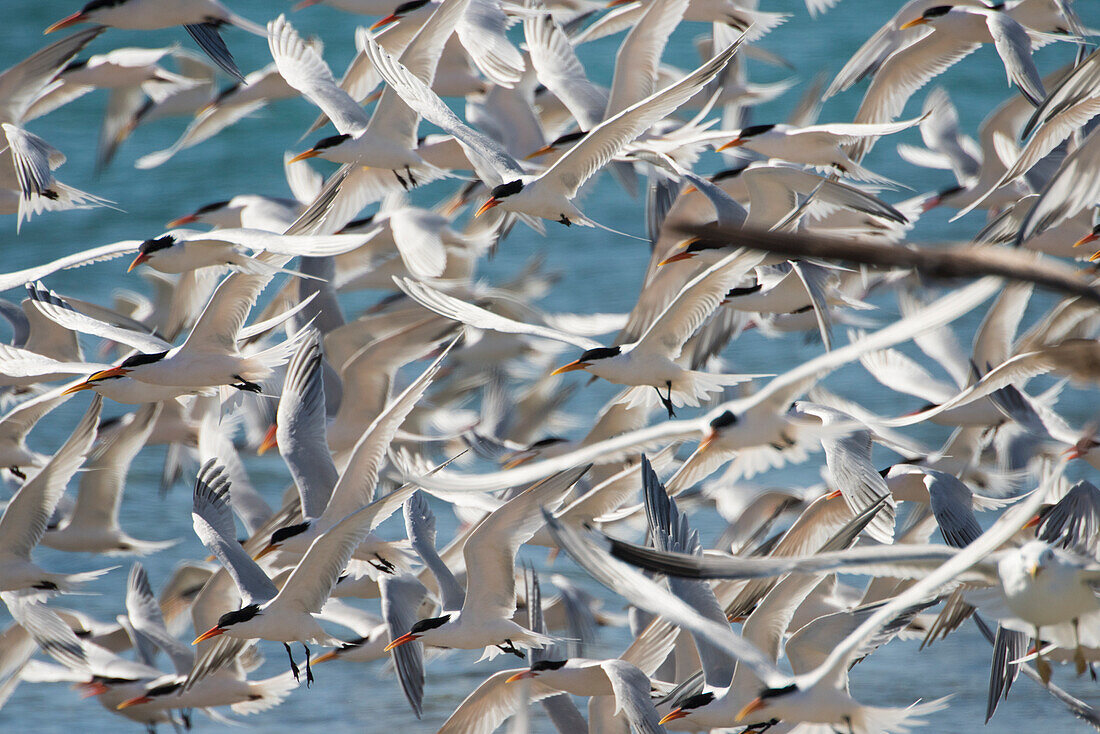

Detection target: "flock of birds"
[1, 0, 1100, 732]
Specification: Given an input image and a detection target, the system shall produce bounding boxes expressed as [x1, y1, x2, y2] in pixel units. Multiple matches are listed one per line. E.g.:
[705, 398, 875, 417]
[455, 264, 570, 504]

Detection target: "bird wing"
[985, 11, 1045, 106]
[365, 0, 469, 149]
[404, 491, 465, 611]
[277, 333, 337, 521]
[322, 340, 454, 524]
[277, 489, 416, 613]
[633, 248, 763, 358]
[66, 403, 160, 534]
[190, 461, 278, 607]
[0, 395, 99, 559]
[605, 0, 688, 119]
[0, 381, 73, 445]
[924, 470, 983, 548]
[364, 35, 525, 186]
[267, 15, 370, 135]
[546, 515, 790, 687]
[380, 573, 427, 717]
[1016, 126, 1100, 245]
[387, 208, 448, 279]
[600, 659, 665, 734]
[180, 252, 289, 354]
[524, 7, 607, 130]
[126, 563, 193, 675]
[206, 228, 374, 257]
[0, 343, 109, 380]
[461, 465, 585, 621]
[0, 28, 103, 124]
[859, 346, 957, 404]
[798, 116, 925, 143]
[26, 282, 172, 354]
[540, 40, 741, 200]
[437, 668, 557, 734]
[395, 277, 602, 350]
[457, 0, 524, 88]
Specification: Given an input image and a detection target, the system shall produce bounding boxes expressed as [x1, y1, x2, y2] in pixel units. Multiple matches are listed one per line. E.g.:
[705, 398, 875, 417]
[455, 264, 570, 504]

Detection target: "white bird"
[363, 30, 741, 228]
[0, 395, 113, 593]
[189, 459, 415, 685]
[44, 0, 268, 83]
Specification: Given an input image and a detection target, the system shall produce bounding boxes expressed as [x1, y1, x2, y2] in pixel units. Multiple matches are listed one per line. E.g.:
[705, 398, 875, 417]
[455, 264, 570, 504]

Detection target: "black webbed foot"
[304, 643, 314, 687]
[395, 170, 409, 190]
[285, 642, 301, 682]
[9, 466, 25, 480]
[497, 639, 525, 658]
[369, 554, 396, 574]
[557, 214, 571, 226]
[231, 375, 262, 393]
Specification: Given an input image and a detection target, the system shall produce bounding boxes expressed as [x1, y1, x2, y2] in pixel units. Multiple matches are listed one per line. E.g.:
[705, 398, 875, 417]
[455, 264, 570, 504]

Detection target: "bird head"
[899, 5, 953, 29]
[290, 133, 351, 163]
[254, 521, 311, 559]
[525, 130, 586, 160]
[370, 0, 431, 30]
[193, 604, 261, 644]
[385, 613, 452, 651]
[127, 234, 176, 272]
[502, 437, 568, 468]
[700, 410, 738, 449]
[659, 691, 716, 724]
[476, 179, 525, 217]
[1073, 224, 1100, 260]
[61, 351, 167, 395]
[551, 346, 622, 376]
[505, 658, 567, 682]
[166, 199, 231, 228]
[737, 683, 798, 722]
[257, 423, 278, 455]
[117, 680, 182, 710]
[717, 123, 776, 152]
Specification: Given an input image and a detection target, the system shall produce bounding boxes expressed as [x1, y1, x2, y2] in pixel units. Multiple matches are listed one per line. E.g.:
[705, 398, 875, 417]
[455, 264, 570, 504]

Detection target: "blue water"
[2, 0, 1099, 731]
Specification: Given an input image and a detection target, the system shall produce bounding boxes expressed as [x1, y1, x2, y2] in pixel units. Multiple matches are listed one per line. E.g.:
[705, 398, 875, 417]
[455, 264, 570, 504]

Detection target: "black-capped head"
[490, 179, 524, 200]
[216, 603, 261, 629]
[530, 659, 568, 672]
[138, 234, 176, 256]
[409, 614, 451, 634]
[194, 200, 231, 216]
[82, 0, 127, 13]
[577, 345, 621, 362]
[270, 521, 311, 546]
[921, 5, 954, 19]
[527, 437, 568, 450]
[393, 0, 430, 14]
[119, 350, 168, 369]
[709, 410, 738, 430]
[679, 691, 716, 711]
[62, 58, 90, 73]
[739, 124, 776, 139]
[550, 130, 587, 147]
[145, 680, 183, 698]
[759, 683, 798, 700]
[313, 133, 351, 151]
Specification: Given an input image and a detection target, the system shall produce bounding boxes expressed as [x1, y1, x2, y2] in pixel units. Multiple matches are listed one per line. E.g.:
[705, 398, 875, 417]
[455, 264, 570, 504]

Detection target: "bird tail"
[236, 323, 315, 382]
[232, 672, 300, 715]
[232, 254, 324, 281]
[42, 566, 116, 592]
[854, 696, 952, 734]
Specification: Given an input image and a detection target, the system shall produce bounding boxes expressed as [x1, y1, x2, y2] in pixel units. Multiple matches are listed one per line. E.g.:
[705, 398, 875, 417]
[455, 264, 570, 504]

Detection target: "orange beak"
[716, 137, 745, 152]
[682, 185, 697, 195]
[88, 366, 130, 382]
[501, 452, 535, 470]
[61, 380, 96, 396]
[253, 543, 279, 560]
[384, 632, 419, 652]
[826, 488, 843, 500]
[369, 13, 400, 30]
[1022, 514, 1041, 530]
[606, 0, 634, 6]
[117, 695, 151, 710]
[258, 423, 278, 455]
[698, 429, 718, 451]
[311, 649, 340, 664]
[1073, 232, 1099, 249]
[127, 253, 150, 272]
[288, 149, 321, 164]
[658, 251, 697, 266]
[524, 145, 555, 160]
[44, 12, 86, 33]
[736, 697, 767, 722]
[659, 708, 688, 725]
[77, 681, 110, 698]
[192, 626, 225, 645]
[898, 17, 928, 30]
[166, 214, 198, 228]
[550, 359, 589, 376]
[293, 0, 324, 8]
[474, 197, 500, 218]
[505, 670, 536, 683]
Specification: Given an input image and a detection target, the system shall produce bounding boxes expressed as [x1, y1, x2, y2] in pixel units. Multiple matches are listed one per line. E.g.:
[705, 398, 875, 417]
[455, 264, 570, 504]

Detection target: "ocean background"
[1, 0, 1099, 731]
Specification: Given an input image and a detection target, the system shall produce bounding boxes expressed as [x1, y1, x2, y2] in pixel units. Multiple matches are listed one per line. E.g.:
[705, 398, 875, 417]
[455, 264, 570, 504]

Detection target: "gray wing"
[381, 573, 427, 718]
[985, 12, 1045, 106]
[924, 469, 983, 549]
[1036, 480, 1100, 559]
[190, 460, 278, 606]
[403, 491, 465, 611]
[126, 563, 193, 676]
[641, 455, 735, 689]
[278, 332, 338, 521]
[1, 593, 89, 676]
[0, 394, 100, 559]
[600, 659, 666, 734]
[0, 27, 103, 123]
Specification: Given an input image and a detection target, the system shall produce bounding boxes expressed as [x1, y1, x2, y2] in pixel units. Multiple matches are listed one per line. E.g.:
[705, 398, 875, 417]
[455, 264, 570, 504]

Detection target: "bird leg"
[394, 170, 409, 190]
[557, 214, 572, 226]
[369, 554, 396, 574]
[303, 643, 314, 687]
[1034, 627, 1051, 685]
[231, 375, 262, 393]
[1073, 618, 1092, 678]
[181, 708, 192, 730]
[405, 165, 417, 187]
[653, 380, 676, 419]
[496, 639, 526, 658]
[284, 642, 301, 682]
[8, 466, 25, 480]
